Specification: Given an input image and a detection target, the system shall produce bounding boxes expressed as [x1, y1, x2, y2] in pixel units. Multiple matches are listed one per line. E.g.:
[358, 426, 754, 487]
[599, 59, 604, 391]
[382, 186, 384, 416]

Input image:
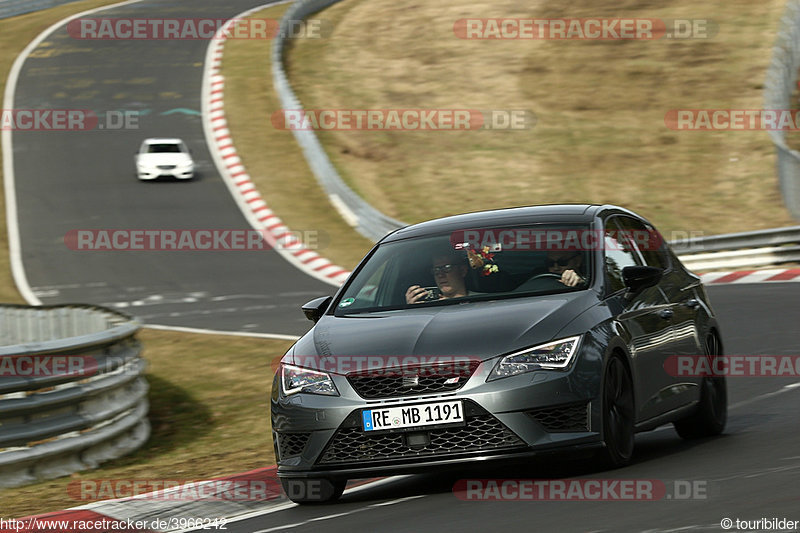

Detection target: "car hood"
[285, 291, 598, 372]
[136, 153, 192, 166]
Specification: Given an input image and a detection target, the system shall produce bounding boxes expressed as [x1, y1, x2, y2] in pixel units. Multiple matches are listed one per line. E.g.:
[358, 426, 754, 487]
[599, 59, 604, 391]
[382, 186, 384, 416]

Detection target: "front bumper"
[271, 359, 603, 480]
[137, 167, 194, 180]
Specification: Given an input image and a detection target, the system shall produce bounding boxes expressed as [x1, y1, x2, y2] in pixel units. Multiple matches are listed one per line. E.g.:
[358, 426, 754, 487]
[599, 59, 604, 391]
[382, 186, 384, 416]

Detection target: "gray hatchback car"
[271, 205, 726, 503]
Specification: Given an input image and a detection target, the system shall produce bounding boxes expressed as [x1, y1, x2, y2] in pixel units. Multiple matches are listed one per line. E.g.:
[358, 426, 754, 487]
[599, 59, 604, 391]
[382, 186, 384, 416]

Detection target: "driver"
[406, 252, 469, 304]
[546, 250, 587, 287]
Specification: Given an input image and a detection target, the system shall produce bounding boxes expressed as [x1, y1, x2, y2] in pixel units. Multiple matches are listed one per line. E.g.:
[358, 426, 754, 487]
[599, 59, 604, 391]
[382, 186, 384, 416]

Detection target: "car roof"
[381, 204, 644, 242]
[142, 138, 184, 144]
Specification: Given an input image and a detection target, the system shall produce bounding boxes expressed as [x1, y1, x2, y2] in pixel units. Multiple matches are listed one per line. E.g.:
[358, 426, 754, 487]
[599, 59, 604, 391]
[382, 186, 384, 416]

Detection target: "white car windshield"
[146, 143, 183, 153]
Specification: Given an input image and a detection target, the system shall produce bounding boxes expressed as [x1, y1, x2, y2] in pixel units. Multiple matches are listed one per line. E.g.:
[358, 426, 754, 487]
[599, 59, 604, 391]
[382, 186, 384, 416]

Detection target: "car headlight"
[281, 364, 339, 396]
[488, 336, 581, 381]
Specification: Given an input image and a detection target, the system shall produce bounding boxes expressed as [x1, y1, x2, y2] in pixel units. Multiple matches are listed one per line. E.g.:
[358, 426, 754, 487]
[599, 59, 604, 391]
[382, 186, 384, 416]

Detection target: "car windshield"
[334, 223, 593, 315]
[146, 143, 182, 153]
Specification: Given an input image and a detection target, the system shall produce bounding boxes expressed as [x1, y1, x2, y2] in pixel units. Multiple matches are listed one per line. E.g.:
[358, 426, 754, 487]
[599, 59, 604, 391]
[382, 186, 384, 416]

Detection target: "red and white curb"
[698, 268, 800, 284]
[201, 5, 351, 288]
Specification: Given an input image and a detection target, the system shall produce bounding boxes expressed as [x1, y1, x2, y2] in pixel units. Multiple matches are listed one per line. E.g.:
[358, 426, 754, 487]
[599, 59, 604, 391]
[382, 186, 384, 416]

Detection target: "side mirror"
[622, 265, 663, 293]
[301, 296, 332, 323]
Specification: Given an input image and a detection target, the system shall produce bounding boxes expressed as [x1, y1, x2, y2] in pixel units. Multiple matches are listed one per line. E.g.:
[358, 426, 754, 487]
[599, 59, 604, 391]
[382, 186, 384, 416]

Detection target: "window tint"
[333, 224, 592, 315]
[615, 216, 669, 270]
[604, 218, 640, 293]
[147, 143, 181, 153]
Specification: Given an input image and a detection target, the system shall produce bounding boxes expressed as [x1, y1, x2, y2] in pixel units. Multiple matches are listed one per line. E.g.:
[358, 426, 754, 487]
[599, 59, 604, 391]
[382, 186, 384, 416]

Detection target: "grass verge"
[221, 4, 375, 271]
[0, 329, 292, 518]
[285, 0, 797, 237]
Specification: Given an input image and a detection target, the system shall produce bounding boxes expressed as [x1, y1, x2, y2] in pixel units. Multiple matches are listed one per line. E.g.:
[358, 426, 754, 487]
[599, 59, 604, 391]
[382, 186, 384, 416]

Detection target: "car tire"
[280, 477, 346, 504]
[673, 334, 727, 439]
[598, 354, 635, 468]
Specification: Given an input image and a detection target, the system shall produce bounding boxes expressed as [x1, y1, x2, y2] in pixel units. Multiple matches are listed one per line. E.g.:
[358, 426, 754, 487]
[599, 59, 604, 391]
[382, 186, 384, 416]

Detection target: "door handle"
[659, 309, 674, 319]
[685, 298, 700, 309]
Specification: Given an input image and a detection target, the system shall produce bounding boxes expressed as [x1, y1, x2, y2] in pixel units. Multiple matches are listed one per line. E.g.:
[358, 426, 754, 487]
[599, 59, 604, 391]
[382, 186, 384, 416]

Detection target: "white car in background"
[135, 138, 195, 180]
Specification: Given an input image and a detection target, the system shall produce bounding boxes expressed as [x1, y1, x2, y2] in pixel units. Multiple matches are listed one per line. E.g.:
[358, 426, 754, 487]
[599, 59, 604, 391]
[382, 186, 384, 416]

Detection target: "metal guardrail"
[0, 304, 149, 488]
[765, 0, 800, 220]
[272, 0, 406, 242]
[0, 0, 82, 20]
[671, 226, 800, 271]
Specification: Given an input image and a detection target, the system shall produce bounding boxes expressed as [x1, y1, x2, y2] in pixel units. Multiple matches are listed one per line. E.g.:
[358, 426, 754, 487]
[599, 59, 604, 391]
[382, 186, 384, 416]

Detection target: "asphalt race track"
[222, 283, 800, 533]
[11, 0, 335, 335]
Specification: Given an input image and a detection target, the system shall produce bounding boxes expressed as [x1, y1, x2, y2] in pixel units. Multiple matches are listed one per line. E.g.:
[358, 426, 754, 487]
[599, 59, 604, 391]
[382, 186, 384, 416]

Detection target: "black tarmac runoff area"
[11, 0, 335, 335]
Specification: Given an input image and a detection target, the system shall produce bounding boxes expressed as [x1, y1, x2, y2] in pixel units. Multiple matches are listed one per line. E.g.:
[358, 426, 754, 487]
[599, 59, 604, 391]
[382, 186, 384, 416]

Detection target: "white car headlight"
[282, 364, 339, 396]
[488, 336, 581, 380]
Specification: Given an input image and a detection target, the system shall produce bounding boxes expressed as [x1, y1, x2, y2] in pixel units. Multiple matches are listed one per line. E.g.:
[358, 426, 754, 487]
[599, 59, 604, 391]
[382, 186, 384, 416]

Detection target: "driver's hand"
[405, 285, 428, 304]
[560, 269, 584, 287]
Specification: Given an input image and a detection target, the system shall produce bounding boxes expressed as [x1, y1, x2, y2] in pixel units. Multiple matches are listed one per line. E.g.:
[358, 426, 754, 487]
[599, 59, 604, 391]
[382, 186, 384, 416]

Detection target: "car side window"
[355, 261, 388, 306]
[615, 216, 670, 270]
[604, 218, 640, 293]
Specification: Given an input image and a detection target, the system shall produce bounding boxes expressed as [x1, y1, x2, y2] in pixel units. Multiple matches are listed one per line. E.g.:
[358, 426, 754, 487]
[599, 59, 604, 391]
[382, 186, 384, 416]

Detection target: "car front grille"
[347, 361, 479, 399]
[317, 401, 525, 465]
[157, 165, 176, 170]
[526, 402, 590, 432]
[277, 432, 311, 459]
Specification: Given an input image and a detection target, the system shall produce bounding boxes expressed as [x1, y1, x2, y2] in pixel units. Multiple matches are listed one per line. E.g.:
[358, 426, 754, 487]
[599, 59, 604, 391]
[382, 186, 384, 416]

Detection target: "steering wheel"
[527, 273, 563, 282]
[516, 272, 564, 292]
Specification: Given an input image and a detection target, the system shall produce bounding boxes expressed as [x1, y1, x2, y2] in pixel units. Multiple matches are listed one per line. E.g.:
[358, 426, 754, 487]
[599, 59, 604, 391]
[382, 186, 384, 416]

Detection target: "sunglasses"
[431, 264, 455, 276]
[547, 255, 579, 268]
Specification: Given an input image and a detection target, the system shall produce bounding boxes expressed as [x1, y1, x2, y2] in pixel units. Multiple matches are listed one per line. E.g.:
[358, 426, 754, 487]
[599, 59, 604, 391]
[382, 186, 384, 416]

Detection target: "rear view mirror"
[302, 296, 332, 323]
[622, 265, 663, 293]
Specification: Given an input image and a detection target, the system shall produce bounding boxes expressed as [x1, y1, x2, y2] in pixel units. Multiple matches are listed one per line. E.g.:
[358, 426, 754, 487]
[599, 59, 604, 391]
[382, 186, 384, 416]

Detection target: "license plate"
[362, 400, 464, 432]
